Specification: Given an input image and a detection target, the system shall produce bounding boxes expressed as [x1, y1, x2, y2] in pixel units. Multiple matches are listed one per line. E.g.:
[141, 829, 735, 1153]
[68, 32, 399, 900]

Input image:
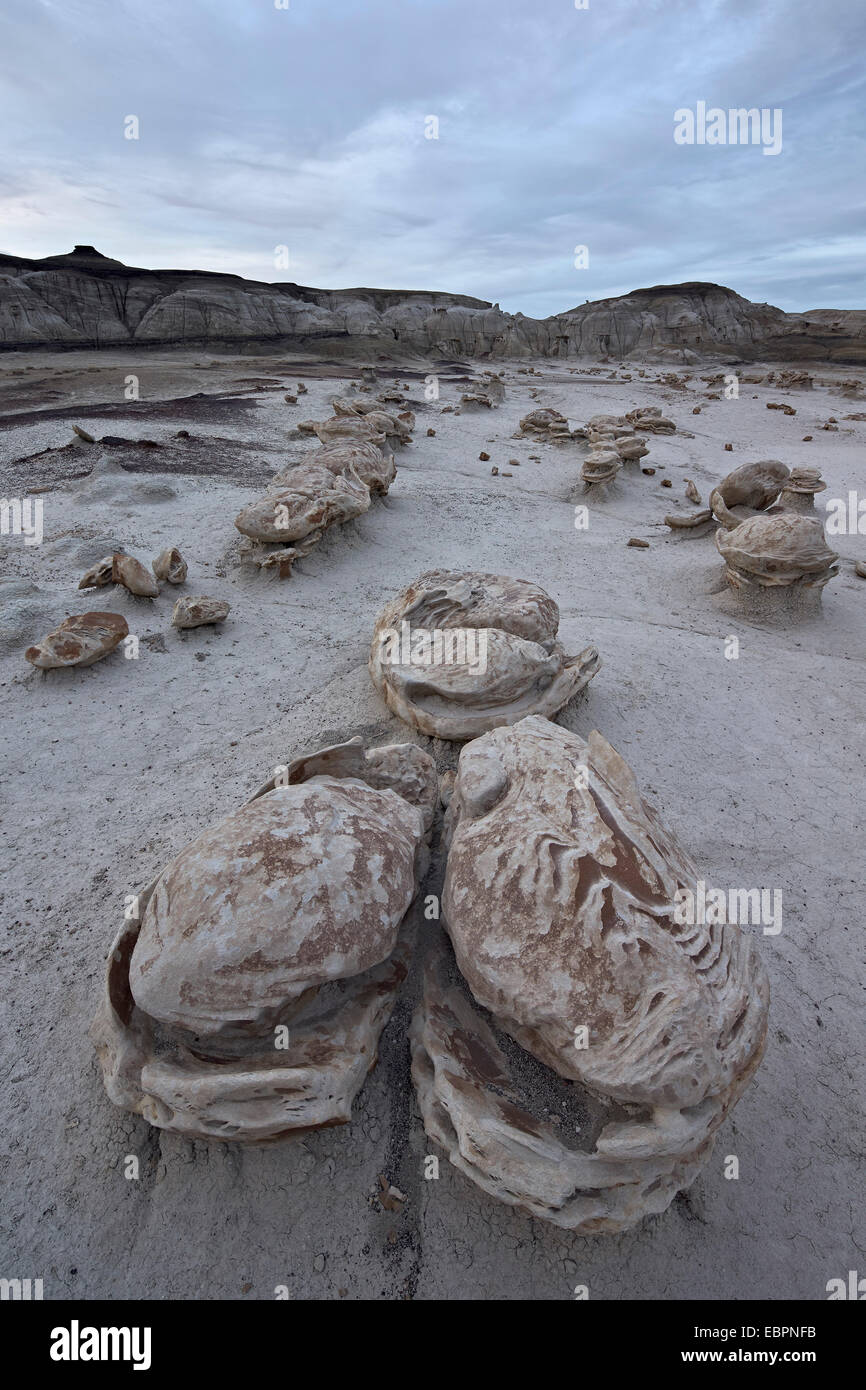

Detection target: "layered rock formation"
[1, 247, 863, 362]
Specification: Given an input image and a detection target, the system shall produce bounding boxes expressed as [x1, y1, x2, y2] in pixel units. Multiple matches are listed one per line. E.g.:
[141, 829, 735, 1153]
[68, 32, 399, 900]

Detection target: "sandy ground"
[1, 348, 864, 1301]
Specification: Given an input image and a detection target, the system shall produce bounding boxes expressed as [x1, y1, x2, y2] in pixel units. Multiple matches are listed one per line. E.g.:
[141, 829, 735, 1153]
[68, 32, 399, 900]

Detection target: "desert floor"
[1, 348, 864, 1300]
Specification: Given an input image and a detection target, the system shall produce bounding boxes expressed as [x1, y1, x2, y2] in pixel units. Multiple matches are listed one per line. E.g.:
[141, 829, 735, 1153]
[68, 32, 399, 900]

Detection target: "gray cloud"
[1, 0, 864, 313]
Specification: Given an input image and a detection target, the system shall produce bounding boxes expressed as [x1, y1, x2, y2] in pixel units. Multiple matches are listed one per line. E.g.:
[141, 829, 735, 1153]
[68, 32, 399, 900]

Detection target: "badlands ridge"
[1, 245, 864, 363]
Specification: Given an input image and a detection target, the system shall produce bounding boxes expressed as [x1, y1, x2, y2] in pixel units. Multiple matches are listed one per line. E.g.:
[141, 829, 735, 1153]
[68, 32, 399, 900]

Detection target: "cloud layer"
[2, 0, 864, 314]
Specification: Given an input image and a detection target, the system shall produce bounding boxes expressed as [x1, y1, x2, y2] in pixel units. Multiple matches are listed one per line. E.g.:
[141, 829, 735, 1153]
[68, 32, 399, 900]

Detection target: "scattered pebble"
[627, 537, 650, 548]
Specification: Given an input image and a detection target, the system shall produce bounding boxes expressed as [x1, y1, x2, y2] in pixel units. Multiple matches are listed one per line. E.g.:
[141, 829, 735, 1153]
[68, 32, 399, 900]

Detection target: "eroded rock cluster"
[578, 408, 675, 486]
[663, 460, 839, 596]
[25, 544, 203, 670]
[235, 399, 412, 577]
[514, 404, 674, 486]
[461, 371, 505, 409]
[518, 408, 574, 442]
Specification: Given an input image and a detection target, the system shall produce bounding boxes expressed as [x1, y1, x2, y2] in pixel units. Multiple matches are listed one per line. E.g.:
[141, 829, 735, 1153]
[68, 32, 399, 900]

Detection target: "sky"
[1, 0, 864, 317]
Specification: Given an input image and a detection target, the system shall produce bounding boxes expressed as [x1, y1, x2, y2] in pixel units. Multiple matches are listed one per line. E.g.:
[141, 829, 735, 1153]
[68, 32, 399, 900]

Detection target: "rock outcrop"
[1, 247, 863, 363]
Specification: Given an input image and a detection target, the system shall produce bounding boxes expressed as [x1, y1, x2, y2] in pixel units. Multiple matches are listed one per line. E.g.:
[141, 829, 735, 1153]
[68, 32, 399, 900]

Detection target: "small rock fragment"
[113, 554, 160, 597]
[78, 555, 116, 590]
[378, 1174, 408, 1211]
[724, 442, 733, 452]
[661, 478, 673, 488]
[479, 452, 490, 461]
[491, 466, 499, 476]
[152, 548, 188, 585]
[171, 596, 230, 629]
[627, 538, 650, 548]
[685, 479, 701, 503]
[641, 467, 656, 476]
[803, 435, 813, 441]
[72, 424, 95, 443]
[766, 402, 796, 415]
[855, 561, 866, 579]
[427, 428, 436, 437]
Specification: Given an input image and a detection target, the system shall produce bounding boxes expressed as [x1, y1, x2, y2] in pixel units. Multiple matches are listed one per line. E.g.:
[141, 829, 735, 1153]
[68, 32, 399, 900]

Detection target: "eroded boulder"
[369, 571, 600, 740]
[411, 715, 769, 1231]
[25, 611, 128, 669]
[90, 737, 437, 1140]
[715, 513, 839, 591]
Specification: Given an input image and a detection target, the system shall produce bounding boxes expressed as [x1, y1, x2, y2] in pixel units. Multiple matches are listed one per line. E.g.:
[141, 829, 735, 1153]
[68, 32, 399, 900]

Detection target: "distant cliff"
[1, 246, 863, 363]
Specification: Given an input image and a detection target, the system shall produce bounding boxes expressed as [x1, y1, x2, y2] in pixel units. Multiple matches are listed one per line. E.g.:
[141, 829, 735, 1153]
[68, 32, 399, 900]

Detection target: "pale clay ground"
[0, 349, 864, 1301]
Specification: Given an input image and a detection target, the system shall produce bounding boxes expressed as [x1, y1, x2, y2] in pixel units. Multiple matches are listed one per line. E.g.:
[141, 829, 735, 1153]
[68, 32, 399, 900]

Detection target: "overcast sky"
[1, 0, 864, 316]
